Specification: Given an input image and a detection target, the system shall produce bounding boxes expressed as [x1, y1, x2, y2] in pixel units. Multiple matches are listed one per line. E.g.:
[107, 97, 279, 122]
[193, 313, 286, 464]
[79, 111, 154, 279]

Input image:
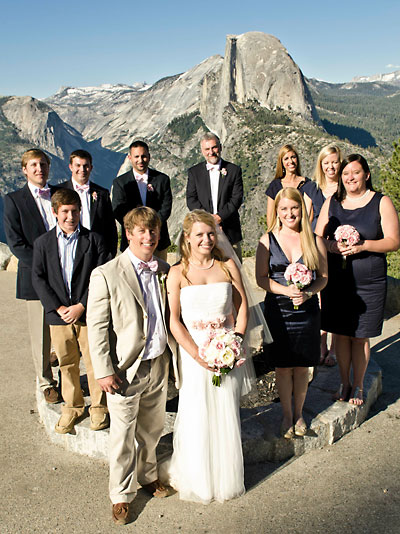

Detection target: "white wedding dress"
[168, 282, 253, 504]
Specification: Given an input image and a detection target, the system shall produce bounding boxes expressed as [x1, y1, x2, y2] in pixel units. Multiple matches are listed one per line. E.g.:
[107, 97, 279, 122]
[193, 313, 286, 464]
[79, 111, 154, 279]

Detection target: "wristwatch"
[305, 291, 313, 299]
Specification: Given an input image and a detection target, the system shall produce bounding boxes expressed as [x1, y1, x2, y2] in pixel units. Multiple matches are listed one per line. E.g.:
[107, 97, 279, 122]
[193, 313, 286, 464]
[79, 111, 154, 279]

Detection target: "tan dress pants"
[107, 351, 169, 504]
[50, 323, 107, 417]
[26, 300, 56, 391]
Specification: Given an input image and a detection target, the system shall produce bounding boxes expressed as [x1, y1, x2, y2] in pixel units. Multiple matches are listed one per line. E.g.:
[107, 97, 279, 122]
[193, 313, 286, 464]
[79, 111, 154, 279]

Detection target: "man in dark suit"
[57, 149, 118, 258]
[111, 140, 172, 260]
[32, 188, 110, 434]
[3, 149, 60, 402]
[186, 132, 244, 259]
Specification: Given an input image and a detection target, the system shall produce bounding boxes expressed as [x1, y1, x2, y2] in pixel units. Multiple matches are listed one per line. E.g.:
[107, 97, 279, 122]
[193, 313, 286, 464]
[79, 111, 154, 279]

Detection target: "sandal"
[294, 419, 307, 437]
[349, 387, 364, 406]
[280, 422, 294, 439]
[333, 384, 351, 402]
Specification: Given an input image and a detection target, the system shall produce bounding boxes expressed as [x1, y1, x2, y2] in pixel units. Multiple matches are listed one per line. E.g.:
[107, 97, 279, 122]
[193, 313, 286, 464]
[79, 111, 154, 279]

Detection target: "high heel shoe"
[280, 422, 294, 439]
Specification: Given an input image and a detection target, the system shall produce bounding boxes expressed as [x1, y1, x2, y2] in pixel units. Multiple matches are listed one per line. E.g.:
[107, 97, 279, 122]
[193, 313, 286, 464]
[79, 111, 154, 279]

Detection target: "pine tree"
[380, 139, 400, 278]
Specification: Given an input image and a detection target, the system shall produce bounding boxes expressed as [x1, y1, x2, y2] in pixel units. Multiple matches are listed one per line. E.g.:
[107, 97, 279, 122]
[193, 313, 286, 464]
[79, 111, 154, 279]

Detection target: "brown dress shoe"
[43, 386, 60, 404]
[112, 502, 129, 525]
[141, 479, 170, 498]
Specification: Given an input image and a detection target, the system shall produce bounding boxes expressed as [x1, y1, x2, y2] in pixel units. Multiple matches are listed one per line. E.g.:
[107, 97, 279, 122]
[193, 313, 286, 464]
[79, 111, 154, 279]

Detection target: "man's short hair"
[21, 149, 50, 168]
[51, 188, 81, 213]
[123, 206, 161, 233]
[200, 132, 221, 147]
[69, 149, 93, 165]
[128, 140, 149, 153]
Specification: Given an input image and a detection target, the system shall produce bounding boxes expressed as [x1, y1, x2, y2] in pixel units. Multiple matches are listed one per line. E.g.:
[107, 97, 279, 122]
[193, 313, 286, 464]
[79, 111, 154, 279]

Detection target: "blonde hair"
[21, 149, 50, 168]
[123, 206, 161, 233]
[180, 210, 231, 283]
[269, 188, 320, 270]
[313, 144, 342, 191]
[274, 144, 301, 180]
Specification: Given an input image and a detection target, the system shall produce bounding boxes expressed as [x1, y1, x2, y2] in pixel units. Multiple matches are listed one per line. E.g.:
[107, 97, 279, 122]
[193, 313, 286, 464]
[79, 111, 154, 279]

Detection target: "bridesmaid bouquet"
[198, 327, 244, 387]
[334, 224, 360, 268]
[284, 263, 313, 310]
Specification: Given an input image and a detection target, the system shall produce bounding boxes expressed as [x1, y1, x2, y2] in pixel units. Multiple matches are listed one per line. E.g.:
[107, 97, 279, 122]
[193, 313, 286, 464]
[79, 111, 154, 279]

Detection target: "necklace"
[189, 258, 214, 270]
[345, 189, 370, 203]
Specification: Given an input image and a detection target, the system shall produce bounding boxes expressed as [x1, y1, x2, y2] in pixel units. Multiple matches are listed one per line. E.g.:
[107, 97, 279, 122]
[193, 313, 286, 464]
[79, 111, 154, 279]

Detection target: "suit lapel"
[22, 184, 47, 232]
[48, 229, 70, 301]
[216, 159, 226, 208]
[89, 182, 98, 226]
[72, 229, 89, 278]
[119, 250, 146, 310]
[201, 163, 213, 213]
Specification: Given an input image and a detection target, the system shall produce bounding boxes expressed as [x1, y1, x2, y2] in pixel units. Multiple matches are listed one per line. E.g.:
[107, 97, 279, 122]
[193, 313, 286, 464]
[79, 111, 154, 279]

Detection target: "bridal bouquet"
[334, 224, 360, 268]
[198, 327, 244, 387]
[284, 262, 313, 310]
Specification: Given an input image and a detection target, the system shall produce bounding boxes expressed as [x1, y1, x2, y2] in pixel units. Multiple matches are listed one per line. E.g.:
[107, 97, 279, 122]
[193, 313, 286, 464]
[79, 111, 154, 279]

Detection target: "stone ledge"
[36, 358, 381, 464]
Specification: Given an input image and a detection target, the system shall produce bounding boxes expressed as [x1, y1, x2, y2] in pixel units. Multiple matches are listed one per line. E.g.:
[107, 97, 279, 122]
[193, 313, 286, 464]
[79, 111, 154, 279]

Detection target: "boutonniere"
[147, 183, 154, 192]
[92, 191, 98, 201]
[220, 168, 227, 176]
[157, 272, 167, 291]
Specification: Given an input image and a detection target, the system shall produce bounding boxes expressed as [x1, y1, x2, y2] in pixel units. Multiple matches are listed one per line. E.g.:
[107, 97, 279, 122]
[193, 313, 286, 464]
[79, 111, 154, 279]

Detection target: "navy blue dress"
[265, 178, 325, 230]
[263, 233, 321, 368]
[321, 193, 386, 338]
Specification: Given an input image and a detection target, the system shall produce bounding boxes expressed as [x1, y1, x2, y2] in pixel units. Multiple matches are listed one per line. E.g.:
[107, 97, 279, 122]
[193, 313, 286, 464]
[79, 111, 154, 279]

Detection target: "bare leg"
[320, 330, 328, 363]
[334, 335, 352, 400]
[275, 367, 294, 430]
[349, 337, 369, 406]
[293, 367, 310, 426]
[324, 333, 337, 367]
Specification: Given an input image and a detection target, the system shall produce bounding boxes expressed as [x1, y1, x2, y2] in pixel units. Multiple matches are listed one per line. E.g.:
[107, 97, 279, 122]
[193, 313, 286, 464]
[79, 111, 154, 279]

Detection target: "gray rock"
[0, 243, 12, 270]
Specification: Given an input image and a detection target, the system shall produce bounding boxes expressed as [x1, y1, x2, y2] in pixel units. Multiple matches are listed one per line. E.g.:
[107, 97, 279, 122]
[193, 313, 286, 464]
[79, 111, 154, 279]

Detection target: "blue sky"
[2, 0, 399, 98]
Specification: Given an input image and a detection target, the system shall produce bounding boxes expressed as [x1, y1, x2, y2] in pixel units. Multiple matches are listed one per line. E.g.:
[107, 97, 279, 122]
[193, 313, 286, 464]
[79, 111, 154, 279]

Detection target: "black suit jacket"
[32, 226, 110, 325]
[111, 168, 172, 252]
[186, 159, 243, 244]
[3, 183, 56, 300]
[56, 179, 118, 258]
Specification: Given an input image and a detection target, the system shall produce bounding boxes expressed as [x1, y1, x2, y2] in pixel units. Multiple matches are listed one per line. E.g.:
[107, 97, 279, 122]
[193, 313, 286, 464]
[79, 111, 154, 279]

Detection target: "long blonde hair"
[269, 188, 320, 270]
[313, 144, 342, 191]
[179, 210, 231, 283]
[274, 144, 302, 180]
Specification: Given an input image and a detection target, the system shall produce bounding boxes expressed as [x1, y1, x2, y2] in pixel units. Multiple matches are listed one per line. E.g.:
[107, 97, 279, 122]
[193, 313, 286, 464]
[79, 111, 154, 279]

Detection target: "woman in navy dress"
[316, 154, 399, 405]
[312, 144, 343, 367]
[256, 188, 328, 438]
[266, 144, 324, 230]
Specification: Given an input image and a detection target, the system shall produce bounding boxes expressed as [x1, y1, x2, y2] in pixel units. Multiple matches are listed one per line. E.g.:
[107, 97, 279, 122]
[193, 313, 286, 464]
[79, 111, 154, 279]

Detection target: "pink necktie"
[76, 184, 90, 193]
[37, 188, 51, 200]
[137, 260, 158, 274]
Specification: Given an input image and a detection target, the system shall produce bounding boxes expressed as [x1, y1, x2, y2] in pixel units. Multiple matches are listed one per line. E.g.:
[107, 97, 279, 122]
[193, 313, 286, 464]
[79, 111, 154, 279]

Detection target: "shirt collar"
[127, 248, 155, 272]
[133, 170, 149, 183]
[71, 178, 90, 190]
[27, 181, 50, 197]
[56, 222, 80, 239]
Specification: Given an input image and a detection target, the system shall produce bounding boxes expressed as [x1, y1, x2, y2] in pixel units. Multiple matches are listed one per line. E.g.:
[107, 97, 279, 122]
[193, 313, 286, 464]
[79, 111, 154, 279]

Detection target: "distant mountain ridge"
[351, 70, 400, 86]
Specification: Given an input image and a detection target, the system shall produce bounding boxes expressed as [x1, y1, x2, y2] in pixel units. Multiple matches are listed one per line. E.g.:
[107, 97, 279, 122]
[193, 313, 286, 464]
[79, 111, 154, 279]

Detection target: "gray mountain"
[45, 32, 319, 152]
[351, 70, 400, 86]
[0, 95, 124, 193]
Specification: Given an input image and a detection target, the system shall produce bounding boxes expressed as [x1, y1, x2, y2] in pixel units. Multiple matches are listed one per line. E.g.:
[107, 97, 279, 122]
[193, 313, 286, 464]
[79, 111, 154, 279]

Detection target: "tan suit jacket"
[87, 249, 180, 387]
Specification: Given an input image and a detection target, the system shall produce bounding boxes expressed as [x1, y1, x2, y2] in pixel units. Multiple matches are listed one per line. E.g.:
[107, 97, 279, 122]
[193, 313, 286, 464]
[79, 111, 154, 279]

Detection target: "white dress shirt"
[134, 171, 149, 205]
[56, 223, 80, 298]
[72, 178, 91, 230]
[28, 182, 56, 231]
[207, 161, 221, 214]
[127, 249, 167, 360]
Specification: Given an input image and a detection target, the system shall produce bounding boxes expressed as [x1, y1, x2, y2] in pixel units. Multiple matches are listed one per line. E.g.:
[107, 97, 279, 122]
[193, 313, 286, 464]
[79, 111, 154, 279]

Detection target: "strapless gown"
[169, 282, 251, 504]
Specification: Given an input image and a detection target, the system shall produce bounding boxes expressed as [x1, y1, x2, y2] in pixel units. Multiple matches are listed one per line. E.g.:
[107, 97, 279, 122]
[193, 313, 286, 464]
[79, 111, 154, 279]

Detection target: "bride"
[166, 209, 252, 504]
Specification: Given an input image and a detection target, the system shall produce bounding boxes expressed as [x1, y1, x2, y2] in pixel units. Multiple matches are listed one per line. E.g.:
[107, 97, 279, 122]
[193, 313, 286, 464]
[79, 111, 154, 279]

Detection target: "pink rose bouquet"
[334, 224, 360, 268]
[198, 325, 244, 387]
[284, 262, 313, 310]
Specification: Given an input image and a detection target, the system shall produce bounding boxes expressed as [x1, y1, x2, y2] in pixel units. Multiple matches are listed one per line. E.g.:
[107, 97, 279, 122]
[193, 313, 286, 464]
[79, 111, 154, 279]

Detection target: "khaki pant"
[26, 300, 56, 391]
[50, 323, 107, 417]
[107, 351, 169, 504]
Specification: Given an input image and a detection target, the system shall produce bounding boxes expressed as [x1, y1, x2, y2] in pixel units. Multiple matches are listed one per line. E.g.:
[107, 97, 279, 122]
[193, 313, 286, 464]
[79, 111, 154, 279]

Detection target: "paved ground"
[1, 270, 400, 534]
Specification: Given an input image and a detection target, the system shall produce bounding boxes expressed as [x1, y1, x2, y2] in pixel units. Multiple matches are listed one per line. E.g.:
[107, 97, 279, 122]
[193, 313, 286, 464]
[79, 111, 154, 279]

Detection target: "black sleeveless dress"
[263, 233, 320, 368]
[321, 192, 386, 338]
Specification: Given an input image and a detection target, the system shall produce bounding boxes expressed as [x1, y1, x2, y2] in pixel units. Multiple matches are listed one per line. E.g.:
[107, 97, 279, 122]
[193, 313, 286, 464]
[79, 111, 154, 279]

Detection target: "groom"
[87, 206, 180, 525]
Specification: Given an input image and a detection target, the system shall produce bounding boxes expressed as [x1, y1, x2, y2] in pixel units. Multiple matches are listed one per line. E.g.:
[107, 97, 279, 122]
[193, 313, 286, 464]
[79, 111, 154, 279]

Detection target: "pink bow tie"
[37, 188, 51, 200]
[135, 174, 147, 184]
[137, 260, 158, 274]
[206, 163, 220, 171]
[76, 184, 90, 193]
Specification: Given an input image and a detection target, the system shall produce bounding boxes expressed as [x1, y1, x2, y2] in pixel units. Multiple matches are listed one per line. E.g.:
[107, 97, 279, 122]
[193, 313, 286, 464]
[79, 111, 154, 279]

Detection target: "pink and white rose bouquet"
[334, 224, 360, 268]
[284, 262, 313, 310]
[197, 323, 244, 387]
